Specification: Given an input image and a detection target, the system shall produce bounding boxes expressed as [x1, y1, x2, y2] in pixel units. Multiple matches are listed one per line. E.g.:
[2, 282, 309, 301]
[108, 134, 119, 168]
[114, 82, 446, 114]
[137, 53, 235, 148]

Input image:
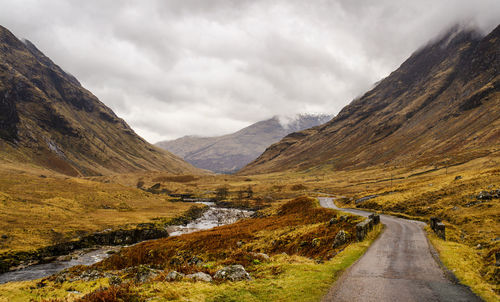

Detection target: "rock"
[236, 241, 244, 247]
[165, 271, 185, 282]
[477, 191, 492, 200]
[250, 252, 270, 261]
[332, 230, 349, 248]
[186, 272, 212, 282]
[434, 223, 446, 240]
[368, 214, 380, 225]
[108, 275, 122, 285]
[188, 256, 204, 266]
[454, 175, 462, 180]
[1, 234, 7, 240]
[214, 265, 251, 281]
[135, 265, 160, 283]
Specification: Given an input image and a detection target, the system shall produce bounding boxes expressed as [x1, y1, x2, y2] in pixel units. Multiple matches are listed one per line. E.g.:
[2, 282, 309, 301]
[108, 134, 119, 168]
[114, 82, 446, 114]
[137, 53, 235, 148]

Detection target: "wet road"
[319, 197, 481, 302]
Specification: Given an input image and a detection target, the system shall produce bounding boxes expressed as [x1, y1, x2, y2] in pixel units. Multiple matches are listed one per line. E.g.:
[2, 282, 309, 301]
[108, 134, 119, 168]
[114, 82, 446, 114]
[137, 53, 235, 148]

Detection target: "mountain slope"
[156, 114, 332, 173]
[240, 25, 500, 174]
[0, 25, 200, 176]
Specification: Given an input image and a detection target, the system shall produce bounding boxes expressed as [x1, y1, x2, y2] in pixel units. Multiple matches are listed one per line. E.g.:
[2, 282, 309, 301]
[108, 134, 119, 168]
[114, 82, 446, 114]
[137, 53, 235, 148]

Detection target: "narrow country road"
[319, 197, 481, 302]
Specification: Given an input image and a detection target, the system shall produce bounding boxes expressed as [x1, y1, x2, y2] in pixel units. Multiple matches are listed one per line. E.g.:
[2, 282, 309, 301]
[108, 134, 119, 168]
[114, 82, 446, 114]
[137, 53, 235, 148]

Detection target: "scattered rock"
[188, 256, 204, 266]
[186, 272, 212, 282]
[236, 241, 244, 247]
[134, 265, 160, 283]
[332, 230, 349, 248]
[454, 175, 462, 180]
[477, 191, 492, 200]
[214, 265, 251, 281]
[165, 271, 185, 282]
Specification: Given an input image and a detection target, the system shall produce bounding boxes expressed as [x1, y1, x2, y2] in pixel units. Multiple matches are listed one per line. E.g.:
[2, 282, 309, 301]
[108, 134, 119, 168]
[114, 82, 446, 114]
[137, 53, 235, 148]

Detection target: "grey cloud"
[0, 0, 498, 143]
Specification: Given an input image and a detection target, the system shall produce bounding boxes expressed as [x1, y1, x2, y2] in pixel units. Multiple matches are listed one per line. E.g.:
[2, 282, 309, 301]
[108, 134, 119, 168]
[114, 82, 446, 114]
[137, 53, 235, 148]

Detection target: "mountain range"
[156, 114, 332, 173]
[0, 25, 199, 176]
[240, 25, 500, 174]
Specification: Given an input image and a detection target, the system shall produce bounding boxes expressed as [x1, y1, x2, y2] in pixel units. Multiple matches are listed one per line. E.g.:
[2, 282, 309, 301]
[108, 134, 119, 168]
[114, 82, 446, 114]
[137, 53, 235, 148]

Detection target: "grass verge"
[427, 229, 499, 302]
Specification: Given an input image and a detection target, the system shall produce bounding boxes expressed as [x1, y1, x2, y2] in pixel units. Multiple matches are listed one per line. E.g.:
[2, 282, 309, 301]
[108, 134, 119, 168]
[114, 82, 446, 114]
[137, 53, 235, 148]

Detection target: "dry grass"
[98, 197, 360, 272]
[0, 167, 192, 253]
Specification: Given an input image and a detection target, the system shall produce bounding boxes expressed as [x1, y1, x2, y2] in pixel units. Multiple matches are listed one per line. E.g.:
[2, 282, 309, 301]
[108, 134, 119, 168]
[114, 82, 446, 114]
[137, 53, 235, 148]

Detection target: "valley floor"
[0, 153, 498, 301]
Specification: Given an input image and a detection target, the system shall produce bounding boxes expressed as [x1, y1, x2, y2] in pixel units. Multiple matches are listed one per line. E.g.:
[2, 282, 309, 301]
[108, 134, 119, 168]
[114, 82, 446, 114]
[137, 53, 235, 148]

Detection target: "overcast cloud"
[0, 0, 498, 143]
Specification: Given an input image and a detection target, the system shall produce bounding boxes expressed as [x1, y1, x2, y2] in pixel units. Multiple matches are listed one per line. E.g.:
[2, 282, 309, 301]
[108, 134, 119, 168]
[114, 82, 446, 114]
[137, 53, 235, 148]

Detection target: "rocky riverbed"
[0, 203, 252, 284]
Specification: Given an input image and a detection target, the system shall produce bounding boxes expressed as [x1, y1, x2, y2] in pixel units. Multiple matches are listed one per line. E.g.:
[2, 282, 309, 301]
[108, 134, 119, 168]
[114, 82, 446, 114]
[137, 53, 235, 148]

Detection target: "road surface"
[319, 197, 481, 302]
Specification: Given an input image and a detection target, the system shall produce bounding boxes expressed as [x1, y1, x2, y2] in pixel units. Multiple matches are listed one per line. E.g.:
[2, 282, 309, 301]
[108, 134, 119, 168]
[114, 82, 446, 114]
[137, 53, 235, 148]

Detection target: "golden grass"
[428, 229, 499, 302]
[0, 169, 192, 253]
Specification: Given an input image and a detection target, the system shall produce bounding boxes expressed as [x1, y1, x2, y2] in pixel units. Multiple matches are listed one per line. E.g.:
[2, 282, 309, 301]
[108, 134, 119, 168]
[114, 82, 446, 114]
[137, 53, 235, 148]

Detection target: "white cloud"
[0, 0, 498, 143]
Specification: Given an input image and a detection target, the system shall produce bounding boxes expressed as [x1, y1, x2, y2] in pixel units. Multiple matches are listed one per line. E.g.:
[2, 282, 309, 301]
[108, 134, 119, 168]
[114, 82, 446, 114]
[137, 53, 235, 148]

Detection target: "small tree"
[215, 186, 228, 201]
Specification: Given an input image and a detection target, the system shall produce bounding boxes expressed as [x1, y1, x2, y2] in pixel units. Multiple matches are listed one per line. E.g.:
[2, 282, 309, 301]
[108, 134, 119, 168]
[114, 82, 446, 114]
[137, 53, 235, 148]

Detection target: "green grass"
[427, 229, 499, 302]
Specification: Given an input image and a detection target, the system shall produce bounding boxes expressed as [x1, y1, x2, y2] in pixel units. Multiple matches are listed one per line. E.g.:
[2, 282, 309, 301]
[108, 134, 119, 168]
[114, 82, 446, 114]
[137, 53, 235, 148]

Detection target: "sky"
[0, 0, 499, 143]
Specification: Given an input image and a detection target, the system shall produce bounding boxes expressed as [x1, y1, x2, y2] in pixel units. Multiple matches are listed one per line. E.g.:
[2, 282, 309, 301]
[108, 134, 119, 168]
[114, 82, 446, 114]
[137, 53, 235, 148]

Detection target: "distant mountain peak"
[156, 113, 333, 174]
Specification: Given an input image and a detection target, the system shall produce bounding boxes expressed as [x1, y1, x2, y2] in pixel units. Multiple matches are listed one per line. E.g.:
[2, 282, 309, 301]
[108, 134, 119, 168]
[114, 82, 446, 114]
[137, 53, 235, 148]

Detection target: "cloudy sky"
[1, 0, 499, 143]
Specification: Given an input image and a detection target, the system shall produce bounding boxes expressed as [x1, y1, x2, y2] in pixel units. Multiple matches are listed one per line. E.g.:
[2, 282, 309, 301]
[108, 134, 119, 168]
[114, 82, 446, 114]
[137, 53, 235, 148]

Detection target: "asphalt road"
[319, 197, 482, 302]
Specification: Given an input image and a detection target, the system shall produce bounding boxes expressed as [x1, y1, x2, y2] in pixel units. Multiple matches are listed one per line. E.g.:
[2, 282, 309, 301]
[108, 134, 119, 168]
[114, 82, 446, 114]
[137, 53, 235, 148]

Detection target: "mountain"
[0, 25, 200, 176]
[240, 25, 500, 174]
[156, 114, 332, 173]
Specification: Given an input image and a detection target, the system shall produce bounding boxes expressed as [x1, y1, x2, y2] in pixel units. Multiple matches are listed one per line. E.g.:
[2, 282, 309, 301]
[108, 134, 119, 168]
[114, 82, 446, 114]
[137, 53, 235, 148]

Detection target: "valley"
[0, 8, 498, 302]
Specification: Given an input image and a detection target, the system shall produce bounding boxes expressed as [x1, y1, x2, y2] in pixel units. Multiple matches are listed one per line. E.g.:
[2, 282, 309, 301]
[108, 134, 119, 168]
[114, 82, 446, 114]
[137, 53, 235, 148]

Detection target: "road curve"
[319, 197, 481, 302]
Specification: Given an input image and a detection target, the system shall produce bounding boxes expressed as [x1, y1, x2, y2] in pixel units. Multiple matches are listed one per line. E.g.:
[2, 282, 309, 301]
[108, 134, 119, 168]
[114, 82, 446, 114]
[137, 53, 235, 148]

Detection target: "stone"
[454, 175, 462, 180]
[434, 222, 446, 240]
[186, 272, 212, 282]
[134, 265, 160, 282]
[429, 217, 441, 231]
[1, 234, 7, 240]
[214, 265, 251, 281]
[165, 271, 185, 282]
[332, 230, 349, 248]
[477, 191, 492, 200]
[368, 214, 380, 225]
[188, 256, 203, 266]
[250, 252, 270, 261]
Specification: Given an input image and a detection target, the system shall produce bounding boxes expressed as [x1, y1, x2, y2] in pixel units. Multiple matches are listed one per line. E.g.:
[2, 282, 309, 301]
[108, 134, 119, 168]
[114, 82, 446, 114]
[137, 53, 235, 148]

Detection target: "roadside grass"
[428, 230, 499, 302]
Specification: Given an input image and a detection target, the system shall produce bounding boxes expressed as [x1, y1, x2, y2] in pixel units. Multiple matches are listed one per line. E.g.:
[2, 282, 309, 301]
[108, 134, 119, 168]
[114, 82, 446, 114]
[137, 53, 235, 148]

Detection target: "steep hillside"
[156, 114, 332, 173]
[240, 25, 500, 174]
[0, 25, 200, 176]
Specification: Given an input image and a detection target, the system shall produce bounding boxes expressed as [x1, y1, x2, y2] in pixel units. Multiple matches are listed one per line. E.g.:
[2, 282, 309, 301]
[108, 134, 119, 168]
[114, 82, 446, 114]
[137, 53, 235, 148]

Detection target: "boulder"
[165, 271, 185, 282]
[186, 272, 212, 282]
[214, 265, 251, 281]
[332, 230, 349, 248]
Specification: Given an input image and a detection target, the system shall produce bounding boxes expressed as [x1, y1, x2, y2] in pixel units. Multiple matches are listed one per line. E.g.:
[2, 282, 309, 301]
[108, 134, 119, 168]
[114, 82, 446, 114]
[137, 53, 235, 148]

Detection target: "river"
[0, 203, 252, 284]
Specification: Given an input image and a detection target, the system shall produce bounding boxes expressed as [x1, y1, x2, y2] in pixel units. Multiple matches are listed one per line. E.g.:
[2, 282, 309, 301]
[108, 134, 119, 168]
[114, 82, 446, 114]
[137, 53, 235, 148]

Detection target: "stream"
[0, 203, 253, 284]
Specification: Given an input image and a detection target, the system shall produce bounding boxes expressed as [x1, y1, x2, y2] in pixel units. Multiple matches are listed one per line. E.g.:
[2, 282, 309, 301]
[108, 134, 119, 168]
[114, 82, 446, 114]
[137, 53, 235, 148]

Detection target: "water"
[0, 204, 252, 284]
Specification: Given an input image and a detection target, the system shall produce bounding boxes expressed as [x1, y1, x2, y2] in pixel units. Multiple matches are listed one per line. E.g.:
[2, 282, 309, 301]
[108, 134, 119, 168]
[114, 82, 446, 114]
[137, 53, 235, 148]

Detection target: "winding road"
[319, 197, 481, 302]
